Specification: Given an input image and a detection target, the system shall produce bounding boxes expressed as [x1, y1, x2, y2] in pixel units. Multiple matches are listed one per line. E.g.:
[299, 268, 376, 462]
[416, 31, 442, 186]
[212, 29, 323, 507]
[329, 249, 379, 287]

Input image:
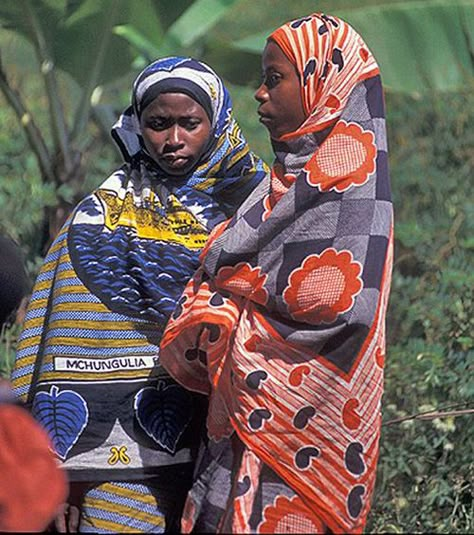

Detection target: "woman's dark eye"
[147, 119, 167, 131]
[184, 120, 200, 131]
[265, 73, 281, 89]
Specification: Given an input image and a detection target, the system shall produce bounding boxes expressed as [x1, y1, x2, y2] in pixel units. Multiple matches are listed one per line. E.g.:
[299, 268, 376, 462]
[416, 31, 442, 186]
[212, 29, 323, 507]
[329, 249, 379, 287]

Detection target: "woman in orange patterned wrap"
[160, 13, 393, 533]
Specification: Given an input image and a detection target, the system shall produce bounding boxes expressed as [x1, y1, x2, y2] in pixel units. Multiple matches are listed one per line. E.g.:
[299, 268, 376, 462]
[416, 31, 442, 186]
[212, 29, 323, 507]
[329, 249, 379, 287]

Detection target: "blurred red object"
[0, 402, 68, 532]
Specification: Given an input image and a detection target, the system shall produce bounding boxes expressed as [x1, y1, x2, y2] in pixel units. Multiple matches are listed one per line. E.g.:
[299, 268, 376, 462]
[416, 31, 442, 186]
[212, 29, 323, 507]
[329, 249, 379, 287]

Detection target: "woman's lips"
[161, 155, 188, 168]
[258, 113, 272, 125]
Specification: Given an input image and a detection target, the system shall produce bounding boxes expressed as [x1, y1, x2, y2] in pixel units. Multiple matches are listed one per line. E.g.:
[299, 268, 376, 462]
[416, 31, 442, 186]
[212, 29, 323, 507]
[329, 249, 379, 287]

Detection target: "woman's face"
[255, 40, 307, 139]
[140, 92, 212, 175]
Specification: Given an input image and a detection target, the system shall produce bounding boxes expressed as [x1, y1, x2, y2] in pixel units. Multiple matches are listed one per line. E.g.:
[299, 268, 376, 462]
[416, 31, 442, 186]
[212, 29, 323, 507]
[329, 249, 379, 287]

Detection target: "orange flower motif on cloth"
[258, 495, 325, 534]
[199, 219, 230, 260]
[305, 120, 376, 192]
[271, 162, 297, 202]
[216, 262, 269, 305]
[283, 248, 362, 324]
[263, 164, 297, 221]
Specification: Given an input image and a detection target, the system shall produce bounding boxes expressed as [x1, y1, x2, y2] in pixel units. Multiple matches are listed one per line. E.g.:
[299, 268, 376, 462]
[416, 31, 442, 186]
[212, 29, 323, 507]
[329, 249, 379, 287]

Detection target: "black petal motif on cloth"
[348, 485, 365, 518]
[210, 292, 225, 306]
[295, 446, 320, 469]
[246, 370, 268, 390]
[332, 48, 344, 72]
[303, 59, 317, 85]
[321, 61, 330, 81]
[204, 323, 220, 343]
[318, 23, 329, 35]
[345, 442, 366, 475]
[185, 346, 207, 364]
[291, 17, 312, 29]
[172, 295, 187, 319]
[321, 14, 339, 27]
[293, 406, 316, 429]
[236, 475, 251, 496]
[248, 408, 271, 430]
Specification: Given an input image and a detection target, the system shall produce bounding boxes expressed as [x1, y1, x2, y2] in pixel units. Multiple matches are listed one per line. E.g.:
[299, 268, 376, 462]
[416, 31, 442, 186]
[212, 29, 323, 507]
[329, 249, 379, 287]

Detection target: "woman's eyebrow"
[145, 113, 169, 120]
[262, 66, 277, 78]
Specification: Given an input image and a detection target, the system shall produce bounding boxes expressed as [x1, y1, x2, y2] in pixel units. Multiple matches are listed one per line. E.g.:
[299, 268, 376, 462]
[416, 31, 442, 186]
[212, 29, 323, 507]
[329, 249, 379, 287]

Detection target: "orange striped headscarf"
[269, 13, 380, 138]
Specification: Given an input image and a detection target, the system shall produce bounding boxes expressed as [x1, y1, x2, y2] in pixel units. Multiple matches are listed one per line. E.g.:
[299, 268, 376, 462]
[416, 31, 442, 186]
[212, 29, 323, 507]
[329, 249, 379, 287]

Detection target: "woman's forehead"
[142, 92, 208, 116]
[263, 40, 296, 71]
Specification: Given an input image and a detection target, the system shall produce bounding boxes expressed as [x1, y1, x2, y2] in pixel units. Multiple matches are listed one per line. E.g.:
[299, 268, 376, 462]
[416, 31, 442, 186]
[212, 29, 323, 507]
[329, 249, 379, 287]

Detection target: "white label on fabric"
[54, 355, 159, 372]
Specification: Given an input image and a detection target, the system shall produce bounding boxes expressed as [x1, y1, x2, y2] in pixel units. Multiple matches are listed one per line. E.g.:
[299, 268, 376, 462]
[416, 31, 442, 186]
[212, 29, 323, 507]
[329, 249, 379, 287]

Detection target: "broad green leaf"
[336, 0, 474, 93]
[0, 3, 25, 26]
[164, 0, 239, 48]
[126, 0, 165, 43]
[0, 0, 134, 87]
[231, 0, 474, 93]
[51, 1, 134, 86]
[148, 0, 194, 31]
[0, 1, 62, 42]
[231, 30, 268, 54]
[113, 24, 162, 61]
[63, 0, 106, 26]
[202, 39, 262, 85]
[42, 0, 68, 10]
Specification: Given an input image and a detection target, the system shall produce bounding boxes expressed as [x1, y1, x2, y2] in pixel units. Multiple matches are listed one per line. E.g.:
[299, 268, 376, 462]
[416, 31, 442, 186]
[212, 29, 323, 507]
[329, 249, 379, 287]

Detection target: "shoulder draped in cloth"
[160, 15, 393, 533]
[11, 56, 268, 481]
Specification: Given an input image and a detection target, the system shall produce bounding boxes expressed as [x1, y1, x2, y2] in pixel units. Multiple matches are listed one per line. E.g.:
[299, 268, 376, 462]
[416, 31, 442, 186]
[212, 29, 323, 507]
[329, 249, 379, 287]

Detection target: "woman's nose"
[254, 83, 268, 103]
[167, 124, 182, 146]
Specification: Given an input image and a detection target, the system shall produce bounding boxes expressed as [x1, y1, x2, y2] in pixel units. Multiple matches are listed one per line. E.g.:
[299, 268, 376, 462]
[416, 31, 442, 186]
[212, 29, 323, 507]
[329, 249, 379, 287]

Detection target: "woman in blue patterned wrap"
[11, 56, 268, 533]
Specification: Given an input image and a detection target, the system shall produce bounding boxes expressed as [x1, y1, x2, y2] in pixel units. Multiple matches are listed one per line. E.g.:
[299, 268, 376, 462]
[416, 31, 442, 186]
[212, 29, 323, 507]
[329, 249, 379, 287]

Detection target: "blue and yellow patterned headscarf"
[11, 57, 268, 481]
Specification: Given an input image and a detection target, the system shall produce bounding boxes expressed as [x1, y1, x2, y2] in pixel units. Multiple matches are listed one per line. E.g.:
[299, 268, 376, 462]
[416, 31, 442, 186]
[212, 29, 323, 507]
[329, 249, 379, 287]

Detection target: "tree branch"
[22, 0, 72, 176]
[71, 0, 122, 145]
[0, 52, 55, 183]
[383, 403, 474, 426]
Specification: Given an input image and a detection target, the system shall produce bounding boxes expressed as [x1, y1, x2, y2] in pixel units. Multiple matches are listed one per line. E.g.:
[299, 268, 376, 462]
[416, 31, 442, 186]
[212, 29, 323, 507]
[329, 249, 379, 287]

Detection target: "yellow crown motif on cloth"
[96, 189, 208, 249]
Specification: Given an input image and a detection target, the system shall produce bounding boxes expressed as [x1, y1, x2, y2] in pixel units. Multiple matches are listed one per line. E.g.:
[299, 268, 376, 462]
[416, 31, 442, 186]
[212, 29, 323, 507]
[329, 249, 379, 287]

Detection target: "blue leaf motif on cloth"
[134, 383, 193, 454]
[32, 386, 89, 460]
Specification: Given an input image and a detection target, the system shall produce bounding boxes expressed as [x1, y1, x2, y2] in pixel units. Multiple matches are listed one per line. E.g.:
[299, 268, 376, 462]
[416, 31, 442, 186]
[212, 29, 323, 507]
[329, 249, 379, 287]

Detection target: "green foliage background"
[1, 1, 473, 532]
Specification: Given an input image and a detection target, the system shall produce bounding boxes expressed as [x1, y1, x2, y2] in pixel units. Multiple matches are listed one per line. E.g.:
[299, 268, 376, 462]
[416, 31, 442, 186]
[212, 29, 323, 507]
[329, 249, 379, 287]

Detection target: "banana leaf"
[231, 0, 474, 93]
[0, 0, 134, 87]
